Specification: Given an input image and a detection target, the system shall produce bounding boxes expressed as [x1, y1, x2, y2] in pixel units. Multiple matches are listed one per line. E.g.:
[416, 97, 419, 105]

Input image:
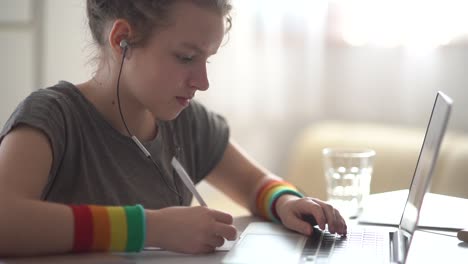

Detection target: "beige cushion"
[286, 121, 468, 199]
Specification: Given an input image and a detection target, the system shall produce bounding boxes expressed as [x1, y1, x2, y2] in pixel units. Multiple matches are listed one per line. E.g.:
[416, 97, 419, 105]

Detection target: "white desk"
[2, 192, 468, 264]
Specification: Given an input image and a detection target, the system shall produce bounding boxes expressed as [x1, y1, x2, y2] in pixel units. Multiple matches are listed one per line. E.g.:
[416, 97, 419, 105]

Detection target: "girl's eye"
[177, 54, 194, 64]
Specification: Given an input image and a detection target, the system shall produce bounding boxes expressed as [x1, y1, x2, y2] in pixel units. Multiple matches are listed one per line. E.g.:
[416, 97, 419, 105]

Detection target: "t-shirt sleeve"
[189, 101, 230, 182]
[0, 90, 66, 186]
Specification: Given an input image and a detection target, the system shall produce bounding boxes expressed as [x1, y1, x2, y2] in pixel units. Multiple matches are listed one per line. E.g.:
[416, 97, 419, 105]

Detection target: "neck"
[77, 68, 158, 141]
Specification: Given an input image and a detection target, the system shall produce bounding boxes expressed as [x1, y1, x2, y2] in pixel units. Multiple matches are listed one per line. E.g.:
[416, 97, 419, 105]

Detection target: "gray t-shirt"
[0, 81, 229, 209]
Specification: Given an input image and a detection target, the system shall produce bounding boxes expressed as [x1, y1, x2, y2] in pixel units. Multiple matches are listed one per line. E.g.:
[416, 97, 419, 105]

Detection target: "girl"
[0, 0, 346, 256]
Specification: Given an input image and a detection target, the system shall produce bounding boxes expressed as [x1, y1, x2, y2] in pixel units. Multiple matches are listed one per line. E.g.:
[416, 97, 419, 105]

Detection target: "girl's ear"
[108, 19, 133, 60]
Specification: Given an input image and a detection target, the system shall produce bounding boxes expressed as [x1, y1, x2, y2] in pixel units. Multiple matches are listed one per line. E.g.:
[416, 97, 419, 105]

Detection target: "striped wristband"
[255, 179, 304, 223]
[69, 204, 145, 253]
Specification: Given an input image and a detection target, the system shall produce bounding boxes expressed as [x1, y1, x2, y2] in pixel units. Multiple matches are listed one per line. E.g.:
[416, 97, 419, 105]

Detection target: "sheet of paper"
[358, 190, 468, 230]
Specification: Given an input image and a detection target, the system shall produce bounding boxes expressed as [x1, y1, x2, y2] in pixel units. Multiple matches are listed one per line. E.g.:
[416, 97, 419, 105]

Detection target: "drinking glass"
[322, 148, 376, 218]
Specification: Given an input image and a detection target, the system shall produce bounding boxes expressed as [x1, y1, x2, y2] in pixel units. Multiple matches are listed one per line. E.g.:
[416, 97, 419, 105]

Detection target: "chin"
[152, 103, 187, 121]
[159, 110, 184, 121]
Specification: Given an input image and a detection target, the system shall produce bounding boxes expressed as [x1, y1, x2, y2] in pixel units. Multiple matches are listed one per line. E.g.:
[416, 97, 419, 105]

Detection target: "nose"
[189, 64, 209, 91]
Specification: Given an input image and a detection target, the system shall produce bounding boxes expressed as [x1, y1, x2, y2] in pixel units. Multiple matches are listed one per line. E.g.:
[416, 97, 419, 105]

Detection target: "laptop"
[223, 91, 453, 264]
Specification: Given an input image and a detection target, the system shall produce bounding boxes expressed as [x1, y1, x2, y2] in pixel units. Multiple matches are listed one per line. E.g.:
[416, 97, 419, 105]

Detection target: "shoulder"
[0, 81, 80, 141]
[24, 81, 78, 108]
[16, 81, 91, 125]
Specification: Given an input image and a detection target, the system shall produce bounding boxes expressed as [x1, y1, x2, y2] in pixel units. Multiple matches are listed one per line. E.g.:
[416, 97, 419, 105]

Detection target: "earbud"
[120, 39, 129, 50]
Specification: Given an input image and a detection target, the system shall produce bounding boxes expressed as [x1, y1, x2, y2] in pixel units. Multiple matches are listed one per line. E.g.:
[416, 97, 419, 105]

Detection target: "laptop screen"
[399, 91, 453, 243]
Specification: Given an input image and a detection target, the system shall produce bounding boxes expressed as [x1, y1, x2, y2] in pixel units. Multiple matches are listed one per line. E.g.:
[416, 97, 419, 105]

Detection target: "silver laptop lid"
[397, 91, 453, 262]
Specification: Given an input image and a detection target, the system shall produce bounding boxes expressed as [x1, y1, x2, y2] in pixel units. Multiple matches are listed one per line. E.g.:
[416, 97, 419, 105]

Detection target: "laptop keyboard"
[299, 227, 388, 264]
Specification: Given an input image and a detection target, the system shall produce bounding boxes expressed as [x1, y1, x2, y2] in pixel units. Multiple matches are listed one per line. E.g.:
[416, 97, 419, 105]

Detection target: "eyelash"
[178, 55, 194, 64]
[175, 54, 211, 64]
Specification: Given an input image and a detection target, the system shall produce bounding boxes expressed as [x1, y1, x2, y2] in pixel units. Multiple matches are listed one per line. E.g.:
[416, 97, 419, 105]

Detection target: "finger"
[341, 218, 348, 236]
[332, 208, 343, 235]
[332, 207, 348, 235]
[198, 245, 216, 254]
[210, 209, 234, 225]
[303, 199, 327, 230]
[207, 235, 225, 248]
[283, 215, 313, 236]
[301, 214, 318, 228]
[311, 199, 336, 232]
[327, 207, 337, 234]
[334, 209, 348, 235]
[321, 203, 337, 234]
[214, 222, 238, 241]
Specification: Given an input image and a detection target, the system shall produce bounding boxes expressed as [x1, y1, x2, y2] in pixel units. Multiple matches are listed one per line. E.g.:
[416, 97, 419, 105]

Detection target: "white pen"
[171, 157, 207, 207]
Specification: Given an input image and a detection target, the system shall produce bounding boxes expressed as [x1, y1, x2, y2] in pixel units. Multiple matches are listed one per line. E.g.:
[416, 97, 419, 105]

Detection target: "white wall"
[322, 47, 468, 131]
[1, 0, 91, 130]
[0, 0, 35, 127]
[42, 0, 91, 86]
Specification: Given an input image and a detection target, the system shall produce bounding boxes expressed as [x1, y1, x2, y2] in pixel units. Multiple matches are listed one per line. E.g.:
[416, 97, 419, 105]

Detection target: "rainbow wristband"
[268, 189, 304, 223]
[89, 205, 111, 251]
[107, 206, 128, 251]
[256, 181, 294, 216]
[255, 180, 304, 223]
[70, 205, 93, 252]
[124, 205, 146, 252]
[69, 204, 146, 253]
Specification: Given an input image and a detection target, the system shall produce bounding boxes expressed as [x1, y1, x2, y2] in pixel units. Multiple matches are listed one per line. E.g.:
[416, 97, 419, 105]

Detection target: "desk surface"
[2, 193, 468, 264]
[0, 217, 253, 264]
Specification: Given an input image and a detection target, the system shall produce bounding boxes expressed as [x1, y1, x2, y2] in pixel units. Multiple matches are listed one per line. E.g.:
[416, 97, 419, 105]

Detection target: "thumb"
[283, 215, 312, 236]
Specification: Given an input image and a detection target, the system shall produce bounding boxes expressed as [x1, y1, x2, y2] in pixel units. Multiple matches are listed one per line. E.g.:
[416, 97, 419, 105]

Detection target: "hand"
[275, 195, 347, 236]
[146, 206, 237, 254]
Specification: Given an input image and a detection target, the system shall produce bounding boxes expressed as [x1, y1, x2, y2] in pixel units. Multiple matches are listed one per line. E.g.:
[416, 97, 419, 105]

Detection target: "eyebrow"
[180, 42, 204, 54]
[179, 42, 217, 56]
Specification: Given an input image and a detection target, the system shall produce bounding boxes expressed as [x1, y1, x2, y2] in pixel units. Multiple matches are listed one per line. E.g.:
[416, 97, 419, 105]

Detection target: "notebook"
[223, 91, 453, 264]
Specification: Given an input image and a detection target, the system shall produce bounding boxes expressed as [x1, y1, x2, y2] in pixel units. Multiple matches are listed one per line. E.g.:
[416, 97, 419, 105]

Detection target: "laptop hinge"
[390, 230, 407, 264]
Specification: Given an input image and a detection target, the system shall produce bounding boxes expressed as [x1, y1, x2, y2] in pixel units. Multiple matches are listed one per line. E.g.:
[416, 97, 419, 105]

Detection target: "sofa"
[286, 121, 468, 200]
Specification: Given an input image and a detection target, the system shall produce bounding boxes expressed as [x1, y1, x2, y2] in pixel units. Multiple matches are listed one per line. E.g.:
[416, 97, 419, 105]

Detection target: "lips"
[176, 96, 192, 107]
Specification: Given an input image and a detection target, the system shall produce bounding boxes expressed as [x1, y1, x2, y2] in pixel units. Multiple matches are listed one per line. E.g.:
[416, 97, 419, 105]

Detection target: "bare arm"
[0, 126, 73, 256]
[206, 139, 347, 236]
[0, 126, 237, 256]
[205, 140, 281, 215]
